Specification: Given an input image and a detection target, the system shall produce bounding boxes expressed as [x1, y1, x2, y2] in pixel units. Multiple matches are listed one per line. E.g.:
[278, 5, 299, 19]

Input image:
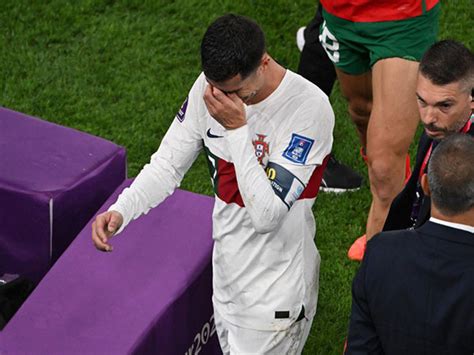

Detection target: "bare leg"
[336, 58, 419, 240]
[335, 69, 372, 148]
[365, 58, 420, 238]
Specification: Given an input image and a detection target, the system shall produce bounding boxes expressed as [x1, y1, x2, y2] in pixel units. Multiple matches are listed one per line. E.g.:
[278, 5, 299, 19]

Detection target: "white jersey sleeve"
[225, 94, 334, 234]
[109, 76, 205, 234]
[270, 94, 334, 182]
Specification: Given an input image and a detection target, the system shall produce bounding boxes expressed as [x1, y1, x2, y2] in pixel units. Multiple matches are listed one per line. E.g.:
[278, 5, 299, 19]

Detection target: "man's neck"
[251, 58, 286, 104]
[431, 206, 474, 227]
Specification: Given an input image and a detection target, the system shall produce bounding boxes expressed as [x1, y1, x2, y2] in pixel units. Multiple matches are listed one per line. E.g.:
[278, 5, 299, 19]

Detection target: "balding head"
[427, 134, 474, 216]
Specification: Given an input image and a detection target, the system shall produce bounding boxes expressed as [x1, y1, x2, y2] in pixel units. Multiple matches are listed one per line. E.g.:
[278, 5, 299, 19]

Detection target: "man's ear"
[259, 53, 270, 72]
[421, 173, 431, 197]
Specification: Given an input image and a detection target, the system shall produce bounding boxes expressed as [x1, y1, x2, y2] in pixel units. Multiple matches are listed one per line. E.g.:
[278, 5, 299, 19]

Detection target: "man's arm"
[92, 76, 205, 251]
[204, 85, 333, 233]
[108, 117, 202, 232]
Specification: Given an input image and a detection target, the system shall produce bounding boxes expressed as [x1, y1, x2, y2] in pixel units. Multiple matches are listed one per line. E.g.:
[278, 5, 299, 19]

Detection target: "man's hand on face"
[203, 85, 247, 130]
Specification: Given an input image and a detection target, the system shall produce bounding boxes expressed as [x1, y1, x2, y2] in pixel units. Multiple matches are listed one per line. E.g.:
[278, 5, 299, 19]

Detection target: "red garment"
[320, 0, 439, 22]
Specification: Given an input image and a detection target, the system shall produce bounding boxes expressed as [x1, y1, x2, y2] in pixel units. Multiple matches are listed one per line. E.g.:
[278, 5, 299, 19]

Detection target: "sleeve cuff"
[107, 203, 129, 236]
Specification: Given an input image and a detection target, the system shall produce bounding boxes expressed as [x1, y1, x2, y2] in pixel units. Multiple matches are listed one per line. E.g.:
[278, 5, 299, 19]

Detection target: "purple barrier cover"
[0, 180, 221, 354]
[0, 107, 126, 282]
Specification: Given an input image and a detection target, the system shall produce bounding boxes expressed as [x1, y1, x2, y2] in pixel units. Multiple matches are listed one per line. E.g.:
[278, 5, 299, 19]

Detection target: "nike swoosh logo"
[206, 128, 223, 138]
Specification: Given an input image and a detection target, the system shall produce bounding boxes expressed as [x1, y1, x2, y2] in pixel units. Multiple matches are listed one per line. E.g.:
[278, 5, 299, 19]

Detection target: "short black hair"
[200, 14, 266, 82]
[419, 40, 474, 94]
[428, 134, 474, 216]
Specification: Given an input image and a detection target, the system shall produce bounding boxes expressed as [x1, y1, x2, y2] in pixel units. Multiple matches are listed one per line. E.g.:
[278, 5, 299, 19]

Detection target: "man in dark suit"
[345, 133, 474, 354]
[384, 40, 473, 231]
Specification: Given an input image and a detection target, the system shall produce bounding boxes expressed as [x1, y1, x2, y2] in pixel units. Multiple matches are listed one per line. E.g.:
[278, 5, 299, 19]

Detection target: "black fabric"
[384, 123, 474, 231]
[296, 305, 306, 322]
[297, 4, 337, 97]
[0, 276, 35, 330]
[273, 306, 305, 321]
[346, 222, 474, 354]
[265, 161, 304, 209]
[274, 311, 290, 319]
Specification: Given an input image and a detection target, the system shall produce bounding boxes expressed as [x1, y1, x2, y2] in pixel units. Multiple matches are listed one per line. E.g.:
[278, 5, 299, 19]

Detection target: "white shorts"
[214, 308, 314, 355]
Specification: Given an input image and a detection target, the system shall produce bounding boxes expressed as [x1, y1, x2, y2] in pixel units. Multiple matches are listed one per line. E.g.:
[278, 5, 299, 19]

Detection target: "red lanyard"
[419, 144, 433, 179]
[461, 115, 473, 133]
[418, 115, 473, 179]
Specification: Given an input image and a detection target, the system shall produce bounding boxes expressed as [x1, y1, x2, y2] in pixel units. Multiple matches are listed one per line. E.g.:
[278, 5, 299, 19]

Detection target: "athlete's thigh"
[368, 57, 420, 156]
[335, 68, 372, 110]
[320, 7, 373, 125]
[335, 67, 372, 140]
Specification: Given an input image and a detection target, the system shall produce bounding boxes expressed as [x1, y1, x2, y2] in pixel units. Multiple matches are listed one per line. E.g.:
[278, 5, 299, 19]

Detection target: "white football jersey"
[110, 70, 334, 331]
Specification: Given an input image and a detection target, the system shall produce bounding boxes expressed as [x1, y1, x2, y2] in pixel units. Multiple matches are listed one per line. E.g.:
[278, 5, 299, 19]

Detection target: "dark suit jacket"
[346, 222, 474, 355]
[384, 124, 474, 232]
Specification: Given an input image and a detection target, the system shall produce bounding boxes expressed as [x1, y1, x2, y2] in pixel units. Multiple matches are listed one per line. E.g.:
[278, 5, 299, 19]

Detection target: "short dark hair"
[428, 134, 474, 216]
[419, 40, 474, 94]
[200, 14, 266, 82]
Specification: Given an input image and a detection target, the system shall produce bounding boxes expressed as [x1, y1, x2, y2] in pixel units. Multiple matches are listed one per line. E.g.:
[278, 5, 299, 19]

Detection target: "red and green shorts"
[319, 3, 440, 75]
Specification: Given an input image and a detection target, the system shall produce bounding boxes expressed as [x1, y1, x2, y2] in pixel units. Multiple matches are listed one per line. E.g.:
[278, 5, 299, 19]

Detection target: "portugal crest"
[252, 134, 269, 165]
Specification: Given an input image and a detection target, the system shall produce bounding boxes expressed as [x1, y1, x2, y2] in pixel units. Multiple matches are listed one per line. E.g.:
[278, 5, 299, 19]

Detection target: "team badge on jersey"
[283, 134, 314, 164]
[175, 97, 188, 122]
[252, 134, 269, 165]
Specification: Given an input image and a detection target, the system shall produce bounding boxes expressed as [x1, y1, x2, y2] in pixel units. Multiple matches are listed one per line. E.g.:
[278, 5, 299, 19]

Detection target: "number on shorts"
[319, 21, 340, 63]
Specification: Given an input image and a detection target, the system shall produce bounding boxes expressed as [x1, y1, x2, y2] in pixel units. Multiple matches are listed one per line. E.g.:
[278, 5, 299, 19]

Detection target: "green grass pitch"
[1, 1, 471, 353]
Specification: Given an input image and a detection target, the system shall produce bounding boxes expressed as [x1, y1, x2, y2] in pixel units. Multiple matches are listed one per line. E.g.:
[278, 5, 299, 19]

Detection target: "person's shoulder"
[286, 70, 329, 102]
[367, 228, 418, 255]
[363, 230, 418, 271]
[370, 228, 418, 244]
[186, 72, 208, 108]
[282, 71, 333, 123]
[190, 72, 207, 92]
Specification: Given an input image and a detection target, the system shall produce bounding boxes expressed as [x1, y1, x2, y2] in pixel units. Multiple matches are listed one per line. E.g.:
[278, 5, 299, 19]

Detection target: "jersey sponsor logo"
[265, 162, 304, 209]
[175, 97, 189, 122]
[252, 134, 270, 165]
[283, 134, 314, 164]
[206, 128, 223, 138]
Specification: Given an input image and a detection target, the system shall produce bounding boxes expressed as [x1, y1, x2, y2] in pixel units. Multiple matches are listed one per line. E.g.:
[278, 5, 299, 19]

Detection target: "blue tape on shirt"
[282, 134, 314, 164]
[266, 162, 305, 209]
